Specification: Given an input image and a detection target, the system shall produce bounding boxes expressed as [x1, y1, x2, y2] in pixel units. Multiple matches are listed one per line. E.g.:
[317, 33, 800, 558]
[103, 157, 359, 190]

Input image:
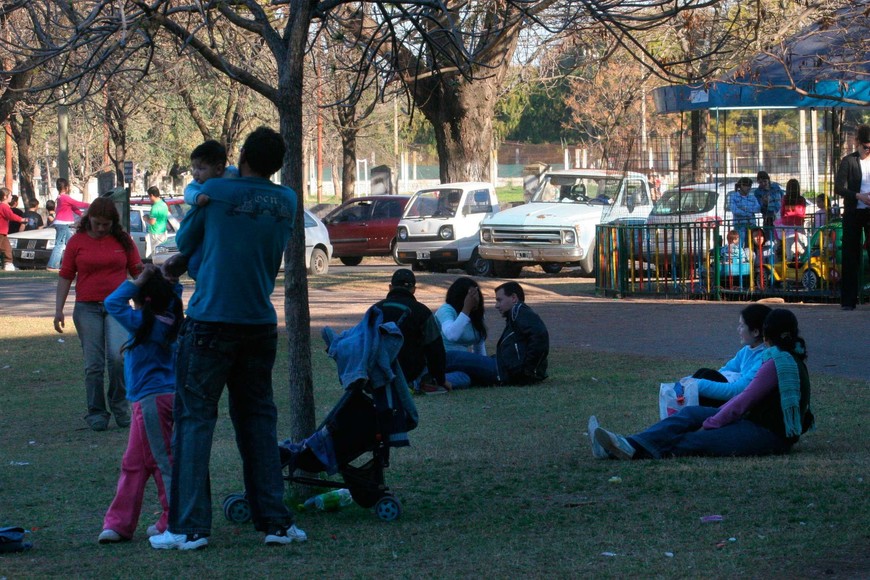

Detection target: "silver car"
[152, 208, 333, 275]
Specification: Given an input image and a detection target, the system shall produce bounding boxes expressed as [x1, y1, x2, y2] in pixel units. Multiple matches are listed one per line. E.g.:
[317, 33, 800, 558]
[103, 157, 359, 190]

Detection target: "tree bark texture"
[278, 0, 317, 445]
[10, 114, 35, 204]
[690, 110, 709, 183]
[337, 103, 357, 202]
[105, 94, 127, 186]
[417, 75, 501, 183]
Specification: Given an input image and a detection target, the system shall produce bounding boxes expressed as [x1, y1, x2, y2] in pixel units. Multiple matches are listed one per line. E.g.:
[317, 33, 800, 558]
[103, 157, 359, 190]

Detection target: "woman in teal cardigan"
[589, 309, 814, 460]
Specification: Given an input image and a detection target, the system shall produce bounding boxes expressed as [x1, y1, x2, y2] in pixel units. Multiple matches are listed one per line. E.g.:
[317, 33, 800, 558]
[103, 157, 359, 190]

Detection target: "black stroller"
[222, 306, 418, 523]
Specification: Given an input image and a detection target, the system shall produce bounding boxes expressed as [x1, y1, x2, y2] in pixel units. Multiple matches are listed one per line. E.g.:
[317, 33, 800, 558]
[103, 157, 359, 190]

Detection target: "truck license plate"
[416, 251, 430, 260]
[514, 251, 533, 260]
[20, 250, 35, 260]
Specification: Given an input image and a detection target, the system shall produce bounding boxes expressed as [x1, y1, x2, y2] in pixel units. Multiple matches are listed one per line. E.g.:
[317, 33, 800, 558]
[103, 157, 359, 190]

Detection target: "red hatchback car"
[322, 195, 410, 265]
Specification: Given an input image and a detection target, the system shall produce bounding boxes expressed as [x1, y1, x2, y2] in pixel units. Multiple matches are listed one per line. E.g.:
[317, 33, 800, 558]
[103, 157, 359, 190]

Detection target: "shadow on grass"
[0, 325, 867, 577]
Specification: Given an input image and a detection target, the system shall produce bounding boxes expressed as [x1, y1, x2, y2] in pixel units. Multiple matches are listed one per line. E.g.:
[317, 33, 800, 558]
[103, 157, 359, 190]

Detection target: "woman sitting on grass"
[589, 308, 814, 460]
[678, 303, 771, 408]
[435, 277, 488, 390]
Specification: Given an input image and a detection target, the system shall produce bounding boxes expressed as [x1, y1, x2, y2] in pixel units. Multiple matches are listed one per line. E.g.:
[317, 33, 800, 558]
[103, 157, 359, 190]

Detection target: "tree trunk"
[690, 109, 708, 183]
[416, 76, 500, 183]
[105, 94, 127, 186]
[831, 108, 845, 177]
[337, 104, 357, 202]
[10, 114, 35, 204]
[278, 1, 316, 446]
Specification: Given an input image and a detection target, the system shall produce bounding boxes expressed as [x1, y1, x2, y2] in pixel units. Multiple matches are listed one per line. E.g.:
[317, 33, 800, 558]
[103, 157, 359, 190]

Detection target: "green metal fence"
[595, 219, 867, 302]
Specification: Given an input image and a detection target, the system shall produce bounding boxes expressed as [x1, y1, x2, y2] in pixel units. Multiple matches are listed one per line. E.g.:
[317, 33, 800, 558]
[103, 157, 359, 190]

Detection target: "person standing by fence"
[834, 123, 870, 311]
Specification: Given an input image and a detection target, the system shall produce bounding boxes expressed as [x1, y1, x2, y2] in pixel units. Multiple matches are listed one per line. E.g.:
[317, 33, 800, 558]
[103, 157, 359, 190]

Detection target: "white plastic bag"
[659, 382, 699, 420]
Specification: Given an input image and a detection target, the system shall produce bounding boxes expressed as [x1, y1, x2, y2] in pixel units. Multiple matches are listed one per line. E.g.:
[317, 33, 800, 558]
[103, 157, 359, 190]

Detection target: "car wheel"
[339, 256, 363, 266]
[307, 248, 329, 275]
[464, 248, 493, 277]
[540, 263, 563, 274]
[390, 240, 402, 265]
[802, 268, 819, 290]
[493, 260, 523, 278]
[411, 261, 428, 272]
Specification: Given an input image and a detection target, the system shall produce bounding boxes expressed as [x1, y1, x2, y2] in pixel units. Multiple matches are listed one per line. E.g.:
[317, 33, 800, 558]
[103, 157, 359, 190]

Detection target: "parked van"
[395, 182, 499, 276]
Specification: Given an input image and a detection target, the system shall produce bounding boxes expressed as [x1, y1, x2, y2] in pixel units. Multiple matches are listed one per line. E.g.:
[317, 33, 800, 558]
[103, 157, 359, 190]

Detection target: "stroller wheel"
[374, 495, 402, 522]
[223, 494, 252, 524]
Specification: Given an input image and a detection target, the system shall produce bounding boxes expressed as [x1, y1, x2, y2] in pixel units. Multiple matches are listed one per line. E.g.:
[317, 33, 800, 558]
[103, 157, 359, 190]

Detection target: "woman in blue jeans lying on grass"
[588, 308, 814, 460]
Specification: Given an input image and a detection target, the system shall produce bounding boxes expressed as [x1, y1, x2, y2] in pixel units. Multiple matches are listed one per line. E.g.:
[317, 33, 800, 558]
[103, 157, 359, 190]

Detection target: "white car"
[395, 182, 499, 276]
[152, 208, 333, 275]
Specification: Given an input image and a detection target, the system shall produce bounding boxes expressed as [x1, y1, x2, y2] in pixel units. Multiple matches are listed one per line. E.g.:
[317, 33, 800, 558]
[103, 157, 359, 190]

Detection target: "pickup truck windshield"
[533, 176, 620, 205]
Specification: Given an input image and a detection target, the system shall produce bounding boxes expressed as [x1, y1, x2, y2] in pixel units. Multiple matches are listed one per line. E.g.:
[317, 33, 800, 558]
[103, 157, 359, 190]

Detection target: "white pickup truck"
[478, 169, 654, 277]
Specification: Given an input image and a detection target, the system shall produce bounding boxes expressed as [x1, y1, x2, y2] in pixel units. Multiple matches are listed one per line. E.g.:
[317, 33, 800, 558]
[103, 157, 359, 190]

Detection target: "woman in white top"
[436, 277, 488, 351]
[435, 277, 488, 389]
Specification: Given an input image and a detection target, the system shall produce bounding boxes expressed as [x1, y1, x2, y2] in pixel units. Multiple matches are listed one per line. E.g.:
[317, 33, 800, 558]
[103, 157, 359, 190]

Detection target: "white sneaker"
[149, 530, 208, 550]
[264, 524, 308, 545]
[98, 529, 123, 544]
[587, 416, 610, 459]
[594, 427, 636, 460]
[3, 263, 15, 271]
[146, 524, 161, 537]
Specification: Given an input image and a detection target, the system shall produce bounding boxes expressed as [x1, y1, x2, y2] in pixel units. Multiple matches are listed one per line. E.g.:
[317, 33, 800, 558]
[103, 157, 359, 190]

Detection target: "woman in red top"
[779, 179, 807, 227]
[54, 198, 143, 431]
[776, 179, 808, 260]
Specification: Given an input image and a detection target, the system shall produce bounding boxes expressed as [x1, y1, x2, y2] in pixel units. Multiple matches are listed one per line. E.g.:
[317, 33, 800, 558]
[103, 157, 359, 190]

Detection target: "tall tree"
[0, 0, 730, 439]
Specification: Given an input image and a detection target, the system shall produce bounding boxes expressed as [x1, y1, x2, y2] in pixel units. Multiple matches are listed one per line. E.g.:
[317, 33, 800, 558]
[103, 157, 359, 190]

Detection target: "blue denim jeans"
[630, 406, 792, 459]
[47, 224, 73, 269]
[72, 301, 129, 426]
[445, 350, 500, 386]
[169, 319, 292, 535]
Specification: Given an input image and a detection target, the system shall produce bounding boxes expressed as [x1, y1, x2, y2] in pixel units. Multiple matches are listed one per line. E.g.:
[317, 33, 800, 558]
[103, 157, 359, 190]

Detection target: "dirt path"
[2, 272, 867, 380]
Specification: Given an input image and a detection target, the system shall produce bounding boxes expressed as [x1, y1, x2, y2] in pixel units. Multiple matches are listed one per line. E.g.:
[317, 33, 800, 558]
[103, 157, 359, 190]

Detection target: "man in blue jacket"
[152, 127, 306, 551]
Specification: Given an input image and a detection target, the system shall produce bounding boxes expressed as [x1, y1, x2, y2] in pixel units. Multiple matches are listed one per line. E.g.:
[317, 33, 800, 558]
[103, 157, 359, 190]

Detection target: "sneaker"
[3, 263, 16, 271]
[88, 418, 109, 432]
[264, 524, 308, 546]
[421, 382, 450, 395]
[146, 524, 161, 537]
[149, 530, 208, 550]
[594, 427, 636, 460]
[116, 417, 131, 428]
[98, 529, 124, 544]
[587, 416, 609, 459]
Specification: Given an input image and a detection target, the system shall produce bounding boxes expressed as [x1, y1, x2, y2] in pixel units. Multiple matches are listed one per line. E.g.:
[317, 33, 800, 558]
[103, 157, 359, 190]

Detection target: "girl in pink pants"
[99, 265, 182, 543]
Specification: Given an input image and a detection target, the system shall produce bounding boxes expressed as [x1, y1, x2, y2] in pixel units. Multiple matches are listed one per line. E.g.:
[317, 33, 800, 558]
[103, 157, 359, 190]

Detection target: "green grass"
[0, 317, 867, 577]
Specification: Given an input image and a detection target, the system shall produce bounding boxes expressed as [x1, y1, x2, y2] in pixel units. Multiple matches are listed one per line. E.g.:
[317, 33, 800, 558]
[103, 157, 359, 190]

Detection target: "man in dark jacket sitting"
[444, 281, 549, 387]
[493, 281, 549, 384]
[375, 269, 450, 393]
